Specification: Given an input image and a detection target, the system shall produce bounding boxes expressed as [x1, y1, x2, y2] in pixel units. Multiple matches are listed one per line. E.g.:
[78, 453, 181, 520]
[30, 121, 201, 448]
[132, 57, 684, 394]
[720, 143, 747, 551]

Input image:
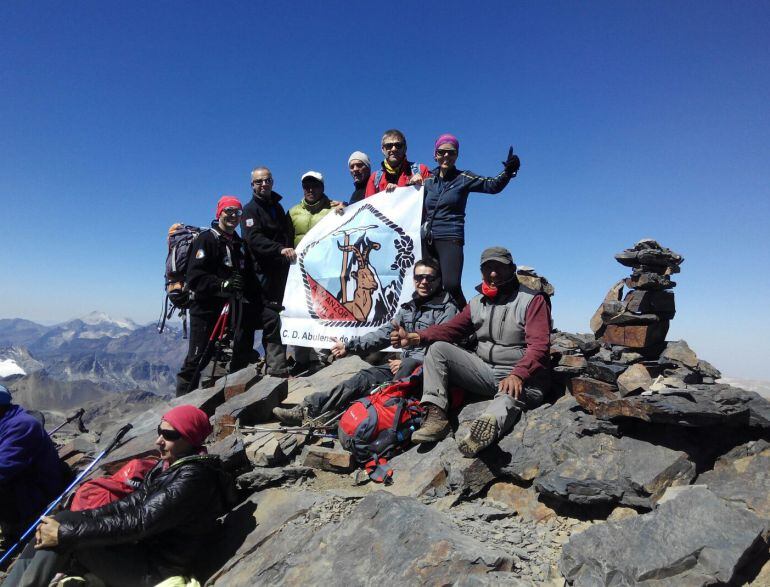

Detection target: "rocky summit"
[6, 241, 770, 586]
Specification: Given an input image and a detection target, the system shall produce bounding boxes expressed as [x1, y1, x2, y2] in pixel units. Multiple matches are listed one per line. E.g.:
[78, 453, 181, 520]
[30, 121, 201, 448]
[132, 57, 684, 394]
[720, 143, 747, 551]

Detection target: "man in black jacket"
[5, 405, 235, 587]
[241, 167, 295, 377]
[347, 151, 371, 204]
[175, 195, 261, 396]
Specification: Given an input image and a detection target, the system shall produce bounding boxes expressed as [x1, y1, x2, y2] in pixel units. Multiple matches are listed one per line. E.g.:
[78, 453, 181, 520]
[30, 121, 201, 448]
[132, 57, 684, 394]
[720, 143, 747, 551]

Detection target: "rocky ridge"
[12, 241, 770, 586]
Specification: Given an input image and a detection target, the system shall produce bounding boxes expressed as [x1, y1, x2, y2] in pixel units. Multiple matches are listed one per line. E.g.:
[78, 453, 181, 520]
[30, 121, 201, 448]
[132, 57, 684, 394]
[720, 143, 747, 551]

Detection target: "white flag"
[281, 186, 423, 348]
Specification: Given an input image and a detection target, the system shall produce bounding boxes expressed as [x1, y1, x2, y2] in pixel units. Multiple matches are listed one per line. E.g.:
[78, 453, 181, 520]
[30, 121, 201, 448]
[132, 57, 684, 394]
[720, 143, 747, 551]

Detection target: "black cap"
[480, 246, 514, 266]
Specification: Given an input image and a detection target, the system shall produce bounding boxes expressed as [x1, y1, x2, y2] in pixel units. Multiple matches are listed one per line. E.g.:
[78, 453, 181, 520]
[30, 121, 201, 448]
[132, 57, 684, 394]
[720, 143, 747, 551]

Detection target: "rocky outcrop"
[560, 486, 767, 586]
[209, 491, 514, 586]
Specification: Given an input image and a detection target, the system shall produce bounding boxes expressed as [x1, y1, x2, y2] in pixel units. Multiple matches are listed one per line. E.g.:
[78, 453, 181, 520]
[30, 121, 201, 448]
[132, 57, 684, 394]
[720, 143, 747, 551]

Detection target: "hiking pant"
[424, 238, 466, 308]
[4, 513, 164, 587]
[303, 357, 422, 418]
[421, 341, 546, 437]
[262, 303, 288, 376]
[175, 304, 258, 396]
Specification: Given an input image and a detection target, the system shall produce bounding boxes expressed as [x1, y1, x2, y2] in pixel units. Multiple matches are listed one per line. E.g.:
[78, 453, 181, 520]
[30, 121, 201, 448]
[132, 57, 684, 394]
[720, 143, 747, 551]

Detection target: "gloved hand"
[502, 147, 521, 176]
[221, 273, 244, 296]
[169, 287, 192, 309]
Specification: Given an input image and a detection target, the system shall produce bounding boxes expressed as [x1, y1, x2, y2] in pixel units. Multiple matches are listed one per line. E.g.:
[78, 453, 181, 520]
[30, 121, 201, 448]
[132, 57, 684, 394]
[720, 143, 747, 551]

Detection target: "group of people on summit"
[0, 128, 552, 586]
[175, 127, 550, 455]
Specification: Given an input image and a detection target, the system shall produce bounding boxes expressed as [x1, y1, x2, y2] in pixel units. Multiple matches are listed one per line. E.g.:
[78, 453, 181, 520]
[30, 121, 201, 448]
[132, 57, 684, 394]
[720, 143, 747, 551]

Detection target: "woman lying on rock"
[5, 405, 236, 587]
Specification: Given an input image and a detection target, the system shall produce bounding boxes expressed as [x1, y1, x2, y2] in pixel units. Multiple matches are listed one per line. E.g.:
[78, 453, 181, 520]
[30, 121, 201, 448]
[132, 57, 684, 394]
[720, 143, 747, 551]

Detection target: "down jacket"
[346, 290, 459, 361]
[58, 455, 235, 578]
[288, 196, 333, 246]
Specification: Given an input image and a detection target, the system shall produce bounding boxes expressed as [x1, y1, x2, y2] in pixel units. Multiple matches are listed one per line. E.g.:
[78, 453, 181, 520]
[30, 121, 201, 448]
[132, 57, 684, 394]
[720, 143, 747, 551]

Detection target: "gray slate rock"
[560, 486, 766, 586]
[586, 384, 770, 431]
[210, 491, 513, 586]
[235, 466, 314, 492]
[213, 376, 288, 426]
[698, 439, 770, 526]
[449, 396, 694, 507]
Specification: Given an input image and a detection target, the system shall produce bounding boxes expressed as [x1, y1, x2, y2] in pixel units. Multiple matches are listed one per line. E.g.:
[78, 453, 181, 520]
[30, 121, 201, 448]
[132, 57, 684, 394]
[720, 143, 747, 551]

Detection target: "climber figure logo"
[298, 204, 415, 326]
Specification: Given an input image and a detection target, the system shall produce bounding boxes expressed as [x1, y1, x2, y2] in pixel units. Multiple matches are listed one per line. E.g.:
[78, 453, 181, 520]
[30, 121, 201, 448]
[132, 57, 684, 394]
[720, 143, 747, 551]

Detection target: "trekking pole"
[48, 408, 88, 436]
[185, 303, 230, 395]
[208, 302, 232, 382]
[0, 424, 133, 566]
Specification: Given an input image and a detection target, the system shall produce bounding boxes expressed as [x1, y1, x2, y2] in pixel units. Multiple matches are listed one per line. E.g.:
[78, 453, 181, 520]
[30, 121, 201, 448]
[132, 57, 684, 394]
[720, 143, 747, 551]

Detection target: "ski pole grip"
[106, 424, 133, 453]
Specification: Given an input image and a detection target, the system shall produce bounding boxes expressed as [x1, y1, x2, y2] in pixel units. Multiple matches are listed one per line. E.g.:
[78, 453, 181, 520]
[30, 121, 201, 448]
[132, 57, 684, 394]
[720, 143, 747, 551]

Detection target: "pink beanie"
[434, 134, 459, 152]
[162, 405, 212, 450]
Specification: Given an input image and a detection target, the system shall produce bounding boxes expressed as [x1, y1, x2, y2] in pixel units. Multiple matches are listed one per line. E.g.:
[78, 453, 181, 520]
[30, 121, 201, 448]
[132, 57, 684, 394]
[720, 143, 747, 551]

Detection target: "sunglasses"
[436, 148, 457, 157]
[157, 426, 183, 441]
[222, 208, 243, 217]
[414, 273, 438, 283]
[251, 178, 273, 185]
[382, 142, 404, 151]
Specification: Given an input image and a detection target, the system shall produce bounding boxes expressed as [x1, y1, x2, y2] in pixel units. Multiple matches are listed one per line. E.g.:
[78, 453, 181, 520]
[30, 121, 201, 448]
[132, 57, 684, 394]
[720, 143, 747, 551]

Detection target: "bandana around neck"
[481, 281, 499, 298]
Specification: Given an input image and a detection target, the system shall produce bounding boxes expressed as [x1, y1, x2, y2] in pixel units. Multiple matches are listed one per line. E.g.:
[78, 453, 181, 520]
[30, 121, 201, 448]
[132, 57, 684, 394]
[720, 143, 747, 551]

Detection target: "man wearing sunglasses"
[6, 405, 236, 587]
[364, 129, 432, 197]
[241, 167, 296, 377]
[391, 246, 551, 455]
[273, 258, 458, 425]
[175, 195, 260, 396]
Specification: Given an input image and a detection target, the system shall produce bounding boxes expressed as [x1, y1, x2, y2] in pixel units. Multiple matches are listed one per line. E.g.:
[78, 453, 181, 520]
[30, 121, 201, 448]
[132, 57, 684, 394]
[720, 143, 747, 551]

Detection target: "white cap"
[301, 170, 324, 184]
[347, 151, 371, 169]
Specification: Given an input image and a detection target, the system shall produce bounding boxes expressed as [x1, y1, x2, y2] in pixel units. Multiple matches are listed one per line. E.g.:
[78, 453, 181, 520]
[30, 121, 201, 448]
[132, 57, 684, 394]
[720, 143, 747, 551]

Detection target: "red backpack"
[338, 372, 425, 483]
[70, 457, 159, 511]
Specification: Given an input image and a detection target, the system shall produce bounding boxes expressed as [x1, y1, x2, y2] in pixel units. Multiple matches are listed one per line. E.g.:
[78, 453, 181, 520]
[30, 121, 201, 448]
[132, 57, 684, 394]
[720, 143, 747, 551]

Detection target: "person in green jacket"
[288, 171, 333, 247]
[287, 170, 336, 374]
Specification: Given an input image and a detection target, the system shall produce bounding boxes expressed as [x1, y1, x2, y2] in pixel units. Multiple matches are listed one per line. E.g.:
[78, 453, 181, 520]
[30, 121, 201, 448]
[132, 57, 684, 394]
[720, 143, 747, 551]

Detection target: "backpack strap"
[373, 170, 383, 192]
[365, 457, 394, 485]
[410, 162, 421, 177]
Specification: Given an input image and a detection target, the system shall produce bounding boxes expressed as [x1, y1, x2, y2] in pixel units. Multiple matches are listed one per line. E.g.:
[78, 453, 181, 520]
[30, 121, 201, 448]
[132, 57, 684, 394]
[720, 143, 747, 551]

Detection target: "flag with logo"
[281, 186, 422, 348]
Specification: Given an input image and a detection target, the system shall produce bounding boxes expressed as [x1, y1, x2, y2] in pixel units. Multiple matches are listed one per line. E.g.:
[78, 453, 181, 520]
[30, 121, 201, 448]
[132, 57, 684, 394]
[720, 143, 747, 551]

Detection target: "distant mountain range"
[0, 312, 187, 411]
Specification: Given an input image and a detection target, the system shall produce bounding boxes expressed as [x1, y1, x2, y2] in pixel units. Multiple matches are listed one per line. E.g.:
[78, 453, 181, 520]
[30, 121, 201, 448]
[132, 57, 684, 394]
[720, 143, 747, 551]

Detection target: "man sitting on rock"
[273, 258, 458, 424]
[0, 385, 65, 549]
[391, 246, 551, 456]
[5, 405, 236, 587]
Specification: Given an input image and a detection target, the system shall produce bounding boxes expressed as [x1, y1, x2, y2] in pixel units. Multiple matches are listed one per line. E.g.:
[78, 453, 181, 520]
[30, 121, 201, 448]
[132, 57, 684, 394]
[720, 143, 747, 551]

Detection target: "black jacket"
[349, 185, 366, 205]
[240, 192, 294, 302]
[186, 223, 259, 317]
[58, 455, 235, 577]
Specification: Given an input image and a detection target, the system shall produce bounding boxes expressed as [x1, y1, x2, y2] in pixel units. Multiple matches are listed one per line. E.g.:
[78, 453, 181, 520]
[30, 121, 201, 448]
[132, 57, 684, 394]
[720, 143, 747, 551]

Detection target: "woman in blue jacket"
[422, 134, 521, 307]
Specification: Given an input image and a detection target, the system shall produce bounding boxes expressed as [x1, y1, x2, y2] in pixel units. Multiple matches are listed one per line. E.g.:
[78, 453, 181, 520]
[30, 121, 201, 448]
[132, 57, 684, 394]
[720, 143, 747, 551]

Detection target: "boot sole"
[458, 415, 498, 457]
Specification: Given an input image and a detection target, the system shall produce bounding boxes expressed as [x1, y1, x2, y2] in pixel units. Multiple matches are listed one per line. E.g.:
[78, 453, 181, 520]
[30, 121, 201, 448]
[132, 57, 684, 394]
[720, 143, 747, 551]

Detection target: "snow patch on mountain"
[79, 311, 139, 331]
[0, 359, 25, 377]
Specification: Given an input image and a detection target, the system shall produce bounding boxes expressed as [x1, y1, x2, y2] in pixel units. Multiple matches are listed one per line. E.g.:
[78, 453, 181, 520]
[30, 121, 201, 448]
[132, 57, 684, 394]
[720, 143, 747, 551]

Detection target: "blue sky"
[1, 1, 768, 378]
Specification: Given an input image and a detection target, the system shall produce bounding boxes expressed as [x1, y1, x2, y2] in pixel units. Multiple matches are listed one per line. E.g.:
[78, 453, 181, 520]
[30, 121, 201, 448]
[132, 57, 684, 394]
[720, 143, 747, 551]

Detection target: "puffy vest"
[469, 285, 539, 368]
[289, 196, 332, 246]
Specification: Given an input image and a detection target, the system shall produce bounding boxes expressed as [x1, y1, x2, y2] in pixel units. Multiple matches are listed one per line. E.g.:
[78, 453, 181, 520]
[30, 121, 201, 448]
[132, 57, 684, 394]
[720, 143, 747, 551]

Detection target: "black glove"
[221, 273, 244, 296]
[169, 287, 192, 309]
[502, 147, 520, 176]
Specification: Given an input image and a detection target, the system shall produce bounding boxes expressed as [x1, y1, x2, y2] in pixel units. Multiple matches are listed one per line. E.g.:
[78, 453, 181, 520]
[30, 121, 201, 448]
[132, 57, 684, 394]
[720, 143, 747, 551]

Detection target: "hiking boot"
[411, 404, 450, 443]
[457, 414, 499, 457]
[272, 404, 305, 426]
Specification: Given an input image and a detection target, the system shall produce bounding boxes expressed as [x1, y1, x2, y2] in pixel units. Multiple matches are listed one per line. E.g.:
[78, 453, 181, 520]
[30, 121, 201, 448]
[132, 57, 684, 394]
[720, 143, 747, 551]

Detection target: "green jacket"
[288, 196, 333, 246]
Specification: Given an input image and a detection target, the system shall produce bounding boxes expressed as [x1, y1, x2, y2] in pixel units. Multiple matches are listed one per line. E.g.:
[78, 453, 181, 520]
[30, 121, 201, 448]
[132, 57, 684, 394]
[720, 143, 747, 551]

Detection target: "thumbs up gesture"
[390, 320, 420, 348]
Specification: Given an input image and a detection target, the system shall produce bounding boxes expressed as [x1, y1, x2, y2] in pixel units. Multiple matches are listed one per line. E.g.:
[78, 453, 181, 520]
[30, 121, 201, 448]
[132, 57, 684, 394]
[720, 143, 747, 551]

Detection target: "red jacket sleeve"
[364, 173, 377, 197]
[511, 295, 551, 381]
[418, 304, 474, 344]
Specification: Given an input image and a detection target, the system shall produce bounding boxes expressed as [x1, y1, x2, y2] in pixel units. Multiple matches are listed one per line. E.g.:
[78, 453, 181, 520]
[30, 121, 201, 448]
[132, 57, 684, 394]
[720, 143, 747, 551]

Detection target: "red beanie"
[162, 405, 212, 450]
[216, 195, 242, 219]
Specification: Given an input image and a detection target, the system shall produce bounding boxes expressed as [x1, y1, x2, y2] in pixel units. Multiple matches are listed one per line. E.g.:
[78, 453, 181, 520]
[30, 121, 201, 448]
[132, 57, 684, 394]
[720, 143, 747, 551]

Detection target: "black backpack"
[158, 224, 214, 336]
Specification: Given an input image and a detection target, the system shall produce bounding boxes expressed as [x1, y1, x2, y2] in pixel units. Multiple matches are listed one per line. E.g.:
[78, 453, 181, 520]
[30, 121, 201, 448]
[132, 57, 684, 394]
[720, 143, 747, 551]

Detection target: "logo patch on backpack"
[195, 249, 205, 259]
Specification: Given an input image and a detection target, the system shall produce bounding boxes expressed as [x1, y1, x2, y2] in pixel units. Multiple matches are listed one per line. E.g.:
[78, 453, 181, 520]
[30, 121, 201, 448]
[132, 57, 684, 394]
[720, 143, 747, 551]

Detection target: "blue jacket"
[0, 405, 65, 525]
[346, 290, 459, 361]
[422, 166, 512, 242]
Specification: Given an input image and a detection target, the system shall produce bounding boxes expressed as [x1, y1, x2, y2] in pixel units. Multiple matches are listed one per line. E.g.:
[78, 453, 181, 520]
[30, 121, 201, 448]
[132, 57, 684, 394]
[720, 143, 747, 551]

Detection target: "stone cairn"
[551, 238, 720, 398]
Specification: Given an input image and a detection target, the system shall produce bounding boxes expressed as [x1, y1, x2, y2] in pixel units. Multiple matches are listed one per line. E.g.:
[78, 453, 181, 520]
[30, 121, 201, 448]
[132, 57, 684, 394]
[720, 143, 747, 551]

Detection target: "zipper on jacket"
[497, 307, 509, 340]
[487, 305, 496, 363]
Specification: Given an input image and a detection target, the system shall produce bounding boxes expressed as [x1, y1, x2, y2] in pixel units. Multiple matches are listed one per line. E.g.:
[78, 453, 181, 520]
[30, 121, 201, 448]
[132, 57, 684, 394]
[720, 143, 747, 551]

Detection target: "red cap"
[216, 195, 242, 219]
[161, 405, 212, 450]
